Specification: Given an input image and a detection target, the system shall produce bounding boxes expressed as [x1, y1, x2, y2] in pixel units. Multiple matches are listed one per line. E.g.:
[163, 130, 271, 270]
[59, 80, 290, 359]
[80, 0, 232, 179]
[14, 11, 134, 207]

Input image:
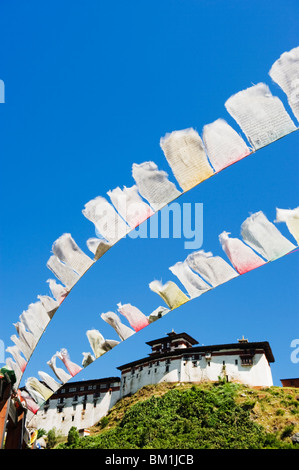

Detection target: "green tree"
[67, 426, 79, 447]
[46, 428, 57, 449]
[37, 428, 46, 439]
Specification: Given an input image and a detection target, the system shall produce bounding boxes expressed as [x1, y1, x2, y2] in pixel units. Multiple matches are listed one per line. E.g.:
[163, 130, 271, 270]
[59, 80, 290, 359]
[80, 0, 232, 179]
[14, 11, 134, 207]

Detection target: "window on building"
[132, 368, 135, 375]
[61, 389, 65, 393]
[149, 362, 152, 368]
[165, 365, 169, 372]
[73, 395, 78, 402]
[235, 359, 238, 365]
[100, 384, 106, 389]
[240, 355, 253, 366]
[72, 416, 75, 422]
[80, 386, 85, 391]
[88, 385, 93, 390]
[155, 361, 159, 366]
[69, 387, 76, 392]
[223, 361, 226, 365]
[139, 366, 143, 371]
[154, 368, 157, 373]
[83, 402, 86, 411]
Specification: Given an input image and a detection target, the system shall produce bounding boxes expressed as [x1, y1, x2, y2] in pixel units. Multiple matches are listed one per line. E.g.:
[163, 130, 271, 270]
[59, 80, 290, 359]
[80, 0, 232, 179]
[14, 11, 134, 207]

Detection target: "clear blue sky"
[0, 0, 298, 390]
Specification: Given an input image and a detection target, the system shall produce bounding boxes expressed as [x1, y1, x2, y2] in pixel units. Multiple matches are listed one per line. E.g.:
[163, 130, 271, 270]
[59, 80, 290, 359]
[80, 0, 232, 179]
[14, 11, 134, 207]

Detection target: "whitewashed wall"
[30, 389, 120, 436]
[120, 351, 273, 398]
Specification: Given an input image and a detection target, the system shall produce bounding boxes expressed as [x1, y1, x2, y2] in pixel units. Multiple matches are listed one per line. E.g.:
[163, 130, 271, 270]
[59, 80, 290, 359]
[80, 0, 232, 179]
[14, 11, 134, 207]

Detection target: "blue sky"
[0, 0, 298, 390]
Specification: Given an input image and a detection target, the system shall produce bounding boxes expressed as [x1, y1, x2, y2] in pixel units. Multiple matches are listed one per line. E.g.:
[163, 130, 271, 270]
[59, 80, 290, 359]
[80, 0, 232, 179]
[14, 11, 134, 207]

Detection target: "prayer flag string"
[5, 46, 299, 399]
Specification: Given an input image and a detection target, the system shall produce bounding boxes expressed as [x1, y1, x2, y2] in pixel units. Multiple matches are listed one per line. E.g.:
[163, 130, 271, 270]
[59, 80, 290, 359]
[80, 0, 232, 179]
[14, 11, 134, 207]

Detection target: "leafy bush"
[37, 428, 46, 439]
[99, 416, 109, 429]
[46, 428, 57, 449]
[281, 424, 295, 439]
[57, 383, 295, 450]
[67, 427, 79, 447]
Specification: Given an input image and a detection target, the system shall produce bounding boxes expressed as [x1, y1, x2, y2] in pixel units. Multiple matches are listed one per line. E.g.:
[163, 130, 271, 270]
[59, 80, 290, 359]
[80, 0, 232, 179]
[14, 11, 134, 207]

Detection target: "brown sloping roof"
[146, 331, 199, 347]
[117, 340, 274, 370]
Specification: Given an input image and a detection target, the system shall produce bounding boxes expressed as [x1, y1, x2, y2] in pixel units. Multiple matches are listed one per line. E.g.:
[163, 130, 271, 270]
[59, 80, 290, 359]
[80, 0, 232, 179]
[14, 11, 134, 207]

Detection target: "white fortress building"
[117, 331, 274, 398]
[29, 377, 121, 436]
[29, 331, 275, 435]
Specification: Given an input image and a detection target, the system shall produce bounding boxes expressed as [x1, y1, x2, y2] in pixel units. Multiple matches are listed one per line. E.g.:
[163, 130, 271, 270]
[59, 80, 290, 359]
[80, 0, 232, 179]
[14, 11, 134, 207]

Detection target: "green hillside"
[56, 381, 299, 449]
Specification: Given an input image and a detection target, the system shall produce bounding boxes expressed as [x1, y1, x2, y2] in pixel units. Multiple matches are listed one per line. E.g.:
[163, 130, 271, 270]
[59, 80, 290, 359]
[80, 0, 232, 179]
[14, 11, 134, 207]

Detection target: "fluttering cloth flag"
[148, 306, 170, 323]
[186, 250, 239, 287]
[56, 348, 82, 377]
[38, 371, 61, 392]
[25, 377, 53, 402]
[219, 231, 266, 274]
[37, 295, 59, 319]
[19, 301, 50, 340]
[23, 387, 45, 408]
[132, 161, 181, 211]
[51, 233, 94, 276]
[202, 118, 251, 172]
[107, 185, 154, 229]
[149, 280, 189, 309]
[169, 260, 211, 298]
[269, 46, 299, 122]
[5, 357, 22, 386]
[82, 352, 95, 368]
[160, 128, 214, 191]
[21, 390, 40, 414]
[101, 311, 135, 341]
[47, 255, 80, 289]
[13, 322, 36, 357]
[47, 279, 69, 304]
[86, 238, 111, 261]
[5, 346, 27, 373]
[10, 333, 31, 361]
[241, 211, 296, 261]
[82, 196, 130, 244]
[117, 303, 150, 332]
[86, 329, 119, 359]
[47, 353, 72, 384]
[225, 82, 296, 150]
[276, 207, 299, 244]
